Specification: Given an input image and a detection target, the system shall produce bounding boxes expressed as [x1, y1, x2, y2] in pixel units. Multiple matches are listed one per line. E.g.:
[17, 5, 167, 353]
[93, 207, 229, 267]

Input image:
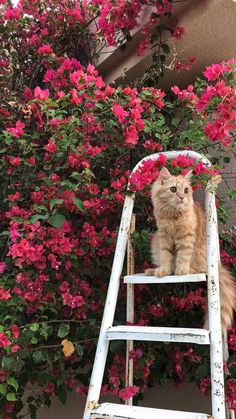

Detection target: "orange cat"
[145, 167, 235, 333]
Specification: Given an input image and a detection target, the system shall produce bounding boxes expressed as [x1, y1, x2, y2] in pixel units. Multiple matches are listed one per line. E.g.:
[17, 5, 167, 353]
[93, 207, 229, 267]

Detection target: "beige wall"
[38, 382, 211, 419]
[97, 0, 236, 86]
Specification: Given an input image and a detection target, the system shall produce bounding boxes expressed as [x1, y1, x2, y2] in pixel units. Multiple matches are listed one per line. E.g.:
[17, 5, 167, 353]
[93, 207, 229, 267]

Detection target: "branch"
[19, 337, 96, 352]
[19, 318, 95, 329]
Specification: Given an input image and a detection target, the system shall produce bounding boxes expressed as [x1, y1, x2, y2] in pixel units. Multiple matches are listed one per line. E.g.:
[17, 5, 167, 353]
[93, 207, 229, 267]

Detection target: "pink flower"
[119, 385, 139, 401]
[0, 332, 11, 348]
[200, 377, 211, 395]
[43, 383, 55, 395]
[203, 63, 230, 81]
[137, 37, 150, 56]
[124, 125, 138, 145]
[10, 324, 20, 339]
[176, 61, 183, 73]
[150, 304, 167, 317]
[129, 348, 143, 360]
[111, 176, 126, 191]
[11, 344, 20, 353]
[70, 88, 82, 105]
[43, 69, 56, 82]
[113, 103, 129, 123]
[8, 192, 20, 202]
[7, 121, 25, 138]
[4, 7, 20, 20]
[59, 281, 69, 292]
[27, 157, 36, 165]
[0, 287, 10, 300]
[45, 140, 58, 153]
[172, 26, 185, 40]
[23, 87, 33, 101]
[193, 162, 206, 175]
[0, 370, 7, 382]
[156, 154, 167, 166]
[105, 85, 115, 96]
[37, 44, 53, 55]
[34, 86, 50, 100]
[227, 378, 236, 409]
[0, 262, 7, 274]
[171, 155, 194, 168]
[10, 156, 21, 166]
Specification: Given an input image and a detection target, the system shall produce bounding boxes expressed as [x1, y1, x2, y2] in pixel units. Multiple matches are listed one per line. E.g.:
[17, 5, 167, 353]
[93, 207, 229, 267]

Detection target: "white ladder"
[83, 151, 226, 419]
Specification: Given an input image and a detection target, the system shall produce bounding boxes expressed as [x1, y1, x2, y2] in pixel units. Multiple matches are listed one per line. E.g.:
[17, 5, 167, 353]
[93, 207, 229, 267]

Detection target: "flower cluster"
[172, 60, 236, 146]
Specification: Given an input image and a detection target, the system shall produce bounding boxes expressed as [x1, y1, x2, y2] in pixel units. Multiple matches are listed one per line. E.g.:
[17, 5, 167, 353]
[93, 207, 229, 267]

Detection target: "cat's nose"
[178, 195, 184, 201]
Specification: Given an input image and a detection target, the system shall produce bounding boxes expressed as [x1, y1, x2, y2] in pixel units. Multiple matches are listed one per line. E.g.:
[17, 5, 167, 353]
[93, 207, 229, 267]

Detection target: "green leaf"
[31, 336, 38, 344]
[161, 43, 170, 54]
[30, 323, 39, 332]
[75, 344, 84, 357]
[28, 403, 37, 419]
[228, 363, 236, 377]
[61, 180, 77, 190]
[33, 351, 45, 364]
[31, 213, 49, 224]
[56, 386, 67, 405]
[0, 383, 7, 395]
[58, 323, 70, 338]
[223, 156, 230, 163]
[6, 392, 17, 401]
[1, 356, 14, 370]
[110, 340, 124, 354]
[72, 197, 86, 212]
[228, 190, 236, 199]
[171, 117, 180, 128]
[50, 198, 63, 211]
[7, 377, 19, 392]
[49, 214, 67, 228]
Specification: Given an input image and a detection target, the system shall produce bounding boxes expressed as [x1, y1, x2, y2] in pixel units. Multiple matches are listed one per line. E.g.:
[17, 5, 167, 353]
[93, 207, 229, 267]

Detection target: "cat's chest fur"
[156, 209, 197, 243]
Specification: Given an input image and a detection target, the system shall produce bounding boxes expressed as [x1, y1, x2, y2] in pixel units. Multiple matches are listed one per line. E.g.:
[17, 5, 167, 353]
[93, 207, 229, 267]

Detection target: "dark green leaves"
[49, 214, 67, 228]
[58, 323, 70, 339]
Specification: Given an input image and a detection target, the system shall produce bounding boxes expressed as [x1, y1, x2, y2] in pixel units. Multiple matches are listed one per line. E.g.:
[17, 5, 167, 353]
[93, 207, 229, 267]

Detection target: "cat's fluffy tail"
[219, 264, 236, 334]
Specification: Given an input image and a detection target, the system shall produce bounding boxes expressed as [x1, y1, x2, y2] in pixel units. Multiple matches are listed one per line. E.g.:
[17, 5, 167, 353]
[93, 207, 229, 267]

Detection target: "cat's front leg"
[175, 234, 195, 276]
[154, 233, 173, 277]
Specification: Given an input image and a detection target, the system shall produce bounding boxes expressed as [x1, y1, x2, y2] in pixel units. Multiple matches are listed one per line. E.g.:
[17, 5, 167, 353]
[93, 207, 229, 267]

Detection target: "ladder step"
[106, 326, 210, 345]
[124, 273, 207, 284]
[91, 403, 212, 418]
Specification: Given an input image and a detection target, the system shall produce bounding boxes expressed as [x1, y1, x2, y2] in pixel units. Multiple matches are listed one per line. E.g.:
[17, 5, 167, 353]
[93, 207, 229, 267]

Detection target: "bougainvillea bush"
[0, 0, 236, 417]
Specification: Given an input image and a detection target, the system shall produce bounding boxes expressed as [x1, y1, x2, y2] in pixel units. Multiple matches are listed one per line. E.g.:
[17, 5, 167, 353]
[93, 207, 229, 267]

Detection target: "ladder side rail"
[83, 193, 135, 419]
[205, 188, 226, 419]
[126, 214, 136, 406]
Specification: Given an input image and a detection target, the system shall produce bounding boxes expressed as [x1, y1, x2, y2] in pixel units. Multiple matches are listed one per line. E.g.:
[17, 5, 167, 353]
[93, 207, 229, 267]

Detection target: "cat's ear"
[184, 169, 193, 181]
[158, 167, 171, 184]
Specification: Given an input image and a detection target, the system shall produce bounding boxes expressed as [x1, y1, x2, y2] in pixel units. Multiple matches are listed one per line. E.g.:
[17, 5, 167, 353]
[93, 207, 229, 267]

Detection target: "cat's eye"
[184, 187, 189, 194]
[170, 187, 177, 193]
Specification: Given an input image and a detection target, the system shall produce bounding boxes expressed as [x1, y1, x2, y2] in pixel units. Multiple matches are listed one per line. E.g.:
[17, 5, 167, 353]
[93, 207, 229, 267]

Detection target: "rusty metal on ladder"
[83, 150, 227, 419]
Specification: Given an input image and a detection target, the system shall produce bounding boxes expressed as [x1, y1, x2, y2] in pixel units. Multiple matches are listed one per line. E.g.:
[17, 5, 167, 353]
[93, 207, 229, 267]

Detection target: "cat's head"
[152, 167, 193, 212]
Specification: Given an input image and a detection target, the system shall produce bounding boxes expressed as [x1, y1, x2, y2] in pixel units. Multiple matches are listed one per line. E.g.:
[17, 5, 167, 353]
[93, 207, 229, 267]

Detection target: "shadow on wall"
[38, 382, 211, 419]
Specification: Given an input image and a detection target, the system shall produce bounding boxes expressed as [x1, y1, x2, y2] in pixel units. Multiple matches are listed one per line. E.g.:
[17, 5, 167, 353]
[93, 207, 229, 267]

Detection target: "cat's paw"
[145, 268, 155, 276]
[175, 267, 190, 276]
[154, 267, 171, 277]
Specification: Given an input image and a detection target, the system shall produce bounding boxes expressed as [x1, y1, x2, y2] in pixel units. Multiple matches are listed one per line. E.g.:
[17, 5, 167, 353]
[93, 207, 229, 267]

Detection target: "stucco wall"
[38, 382, 211, 419]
